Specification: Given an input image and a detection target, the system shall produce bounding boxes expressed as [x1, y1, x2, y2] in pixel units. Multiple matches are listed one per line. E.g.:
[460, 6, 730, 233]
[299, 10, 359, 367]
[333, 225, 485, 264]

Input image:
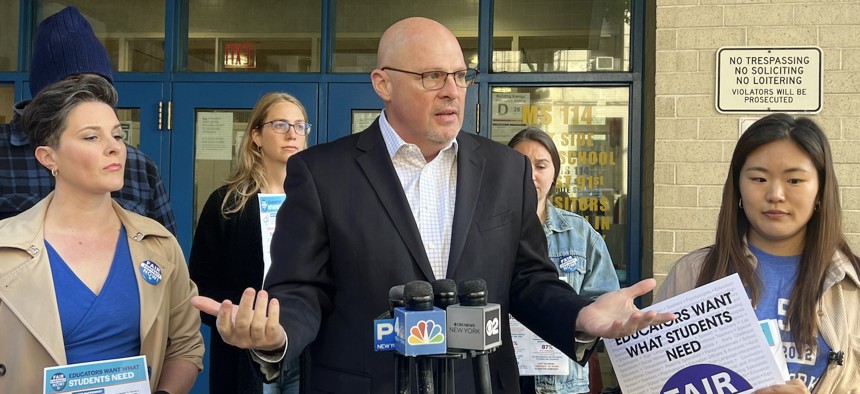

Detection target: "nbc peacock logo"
[408, 320, 445, 345]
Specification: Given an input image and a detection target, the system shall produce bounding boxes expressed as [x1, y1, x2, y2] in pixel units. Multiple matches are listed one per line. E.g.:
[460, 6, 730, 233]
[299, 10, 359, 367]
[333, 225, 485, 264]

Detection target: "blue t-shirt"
[750, 244, 830, 390]
[47, 226, 141, 365]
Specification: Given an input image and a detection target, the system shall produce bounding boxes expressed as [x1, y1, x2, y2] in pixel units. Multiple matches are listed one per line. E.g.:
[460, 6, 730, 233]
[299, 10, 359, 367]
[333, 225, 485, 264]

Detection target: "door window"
[192, 109, 251, 223]
[36, 1, 166, 72]
[0, 85, 14, 123]
[116, 109, 141, 148]
[0, 0, 18, 71]
[493, 0, 630, 72]
[490, 86, 630, 282]
[186, 0, 322, 72]
[333, 0, 479, 72]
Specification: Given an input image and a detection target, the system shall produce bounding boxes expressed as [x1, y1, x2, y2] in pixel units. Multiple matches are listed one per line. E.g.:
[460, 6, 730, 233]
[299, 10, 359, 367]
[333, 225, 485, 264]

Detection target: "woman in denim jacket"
[509, 127, 620, 394]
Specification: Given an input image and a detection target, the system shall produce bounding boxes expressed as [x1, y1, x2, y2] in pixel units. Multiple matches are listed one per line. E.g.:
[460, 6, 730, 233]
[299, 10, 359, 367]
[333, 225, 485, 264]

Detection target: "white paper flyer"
[258, 193, 286, 281]
[44, 355, 150, 394]
[510, 315, 569, 376]
[604, 274, 785, 394]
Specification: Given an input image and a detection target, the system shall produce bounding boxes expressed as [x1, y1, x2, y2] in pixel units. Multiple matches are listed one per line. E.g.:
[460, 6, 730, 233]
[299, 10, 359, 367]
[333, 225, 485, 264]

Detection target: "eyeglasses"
[381, 67, 479, 90]
[258, 120, 312, 136]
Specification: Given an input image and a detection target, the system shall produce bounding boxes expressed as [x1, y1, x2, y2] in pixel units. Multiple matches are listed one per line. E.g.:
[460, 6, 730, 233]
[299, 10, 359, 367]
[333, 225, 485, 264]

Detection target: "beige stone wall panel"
[653, 1, 860, 281]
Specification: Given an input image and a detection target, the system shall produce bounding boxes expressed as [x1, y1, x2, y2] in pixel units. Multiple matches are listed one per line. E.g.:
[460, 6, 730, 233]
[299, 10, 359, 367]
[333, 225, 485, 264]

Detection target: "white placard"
[196, 112, 234, 160]
[258, 193, 286, 282]
[604, 274, 785, 393]
[716, 47, 822, 113]
[492, 92, 530, 124]
[44, 355, 150, 394]
[510, 315, 569, 376]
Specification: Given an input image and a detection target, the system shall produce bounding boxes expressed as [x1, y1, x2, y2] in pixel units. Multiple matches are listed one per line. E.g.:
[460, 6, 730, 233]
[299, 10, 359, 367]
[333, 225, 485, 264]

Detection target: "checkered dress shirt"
[379, 112, 458, 280]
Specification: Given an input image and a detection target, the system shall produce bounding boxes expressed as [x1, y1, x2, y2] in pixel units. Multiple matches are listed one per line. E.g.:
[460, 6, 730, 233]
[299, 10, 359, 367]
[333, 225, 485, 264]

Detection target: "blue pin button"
[140, 260, 162, 285]
[558, 256, 579, 272]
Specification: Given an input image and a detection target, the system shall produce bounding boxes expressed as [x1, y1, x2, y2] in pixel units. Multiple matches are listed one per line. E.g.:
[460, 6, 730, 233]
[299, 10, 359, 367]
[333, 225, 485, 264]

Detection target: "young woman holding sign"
[656, 114, 860, 393]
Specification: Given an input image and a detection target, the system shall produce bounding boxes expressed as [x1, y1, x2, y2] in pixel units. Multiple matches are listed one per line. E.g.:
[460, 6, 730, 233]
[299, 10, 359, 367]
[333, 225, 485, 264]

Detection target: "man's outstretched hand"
[575, 278, 676, 338]
[192, 288, 286, 351]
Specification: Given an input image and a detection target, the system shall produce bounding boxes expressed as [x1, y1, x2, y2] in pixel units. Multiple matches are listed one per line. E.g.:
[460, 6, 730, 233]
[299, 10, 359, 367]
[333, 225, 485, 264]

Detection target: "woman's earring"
[257, 145, 262, 153]
[50, 167, 57, 177]
[815, 200, 821, 211]
[738, 199, 743, 209]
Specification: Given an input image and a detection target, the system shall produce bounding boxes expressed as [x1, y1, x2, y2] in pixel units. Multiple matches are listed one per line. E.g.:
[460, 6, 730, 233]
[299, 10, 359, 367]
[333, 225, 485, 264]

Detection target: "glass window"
[35, 1, 166, 72]
[490, 87, 630, 282]
[187, 0, 321, 72]
[193, 109, 251, 224]
[0, 0, 18, 71]
[333, 1, 479, 72]
[116, 109, 140, 149]
[493, 0, 630, 72]
[0, 85, 15, 123]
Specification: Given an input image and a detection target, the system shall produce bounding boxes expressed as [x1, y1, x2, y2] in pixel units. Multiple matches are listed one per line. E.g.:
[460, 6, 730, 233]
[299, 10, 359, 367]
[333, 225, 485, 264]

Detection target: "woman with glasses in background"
[189, 92, 310, 394]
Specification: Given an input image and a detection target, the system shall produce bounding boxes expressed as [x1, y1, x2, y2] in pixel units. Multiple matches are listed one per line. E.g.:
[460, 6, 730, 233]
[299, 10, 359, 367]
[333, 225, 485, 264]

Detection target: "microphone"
[395, 281, 447, 394]
[432, 279, 458, 310]
[431, 279, 458, 394]
[373, 285, 404, 352]
[390, 285, 406, 311]
[446, 279, 502, 394]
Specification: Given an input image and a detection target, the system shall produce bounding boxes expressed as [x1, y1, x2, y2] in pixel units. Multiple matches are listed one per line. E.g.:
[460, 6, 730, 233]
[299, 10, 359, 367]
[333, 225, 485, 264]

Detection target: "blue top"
[0, 103, 176, 233]
[751, 244, 829, 391]
[532, 204, 620, 394]
[47, 226, 141, 365]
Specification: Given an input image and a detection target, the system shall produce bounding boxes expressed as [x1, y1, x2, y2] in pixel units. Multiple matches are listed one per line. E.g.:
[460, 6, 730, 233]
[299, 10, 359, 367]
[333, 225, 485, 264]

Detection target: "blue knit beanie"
[29, 6, 113, 97]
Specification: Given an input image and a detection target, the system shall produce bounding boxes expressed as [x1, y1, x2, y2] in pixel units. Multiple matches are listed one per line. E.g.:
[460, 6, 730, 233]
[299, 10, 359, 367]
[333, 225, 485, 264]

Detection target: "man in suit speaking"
[193, 17, 674, 393]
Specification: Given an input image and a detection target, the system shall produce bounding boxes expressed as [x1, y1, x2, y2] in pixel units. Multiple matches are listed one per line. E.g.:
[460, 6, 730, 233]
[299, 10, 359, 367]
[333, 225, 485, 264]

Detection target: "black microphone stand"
[431, 279, 458, 394]
[388, 285, 410, 394]
[404, 281, 435, 394]
[457, 279, 497, 394]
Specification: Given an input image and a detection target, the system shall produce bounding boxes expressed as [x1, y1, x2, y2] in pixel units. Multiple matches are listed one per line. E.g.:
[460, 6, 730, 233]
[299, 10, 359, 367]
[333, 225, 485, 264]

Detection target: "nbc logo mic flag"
[394, 308, 447, 356]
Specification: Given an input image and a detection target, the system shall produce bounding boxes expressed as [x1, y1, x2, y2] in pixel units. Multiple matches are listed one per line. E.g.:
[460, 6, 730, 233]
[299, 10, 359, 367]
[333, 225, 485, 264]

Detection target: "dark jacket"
[265, 120, 593, 393]
[189, 186, 265, 394]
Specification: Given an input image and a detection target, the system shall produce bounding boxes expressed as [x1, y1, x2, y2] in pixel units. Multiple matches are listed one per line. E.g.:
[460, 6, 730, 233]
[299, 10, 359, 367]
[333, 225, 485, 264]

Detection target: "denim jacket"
[533, 205, 620, 394]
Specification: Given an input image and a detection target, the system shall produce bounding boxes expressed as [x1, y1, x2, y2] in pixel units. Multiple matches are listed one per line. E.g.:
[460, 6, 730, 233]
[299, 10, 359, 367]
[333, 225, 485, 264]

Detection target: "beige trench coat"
[0, 194, 204, 393]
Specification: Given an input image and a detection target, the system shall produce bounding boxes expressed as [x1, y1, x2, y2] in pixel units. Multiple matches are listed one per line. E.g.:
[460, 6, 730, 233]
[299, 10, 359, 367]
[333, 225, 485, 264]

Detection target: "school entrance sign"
[716, 47, 822, 113]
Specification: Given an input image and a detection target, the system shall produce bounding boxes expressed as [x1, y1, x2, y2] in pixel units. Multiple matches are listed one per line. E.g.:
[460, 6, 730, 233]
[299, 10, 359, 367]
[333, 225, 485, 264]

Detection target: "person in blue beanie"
[0, 6, 176, 234]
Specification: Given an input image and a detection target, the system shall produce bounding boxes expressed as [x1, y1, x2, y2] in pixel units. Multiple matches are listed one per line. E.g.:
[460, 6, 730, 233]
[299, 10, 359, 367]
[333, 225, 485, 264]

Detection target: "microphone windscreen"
[404, 280, 434, 310]
[389, 285, 405, 302]
[431, 279, 457, 296]
[458, 278, 488, 306]
[431, 279, 458, 310]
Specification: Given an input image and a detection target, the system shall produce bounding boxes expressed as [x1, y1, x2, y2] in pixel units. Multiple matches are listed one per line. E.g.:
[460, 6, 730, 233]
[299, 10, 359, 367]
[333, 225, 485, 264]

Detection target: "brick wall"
[653, 0, 860, 287]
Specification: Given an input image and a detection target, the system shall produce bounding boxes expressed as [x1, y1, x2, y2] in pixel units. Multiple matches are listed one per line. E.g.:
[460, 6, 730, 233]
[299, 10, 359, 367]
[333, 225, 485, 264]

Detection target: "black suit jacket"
[267, 120, 591, 393]
[189, 186, 266, 394]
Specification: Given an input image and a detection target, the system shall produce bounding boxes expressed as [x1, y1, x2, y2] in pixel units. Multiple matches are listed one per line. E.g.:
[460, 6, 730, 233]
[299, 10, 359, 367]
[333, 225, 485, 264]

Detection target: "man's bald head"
[371, 17, 468, 160]
[377, 17, 461, 68]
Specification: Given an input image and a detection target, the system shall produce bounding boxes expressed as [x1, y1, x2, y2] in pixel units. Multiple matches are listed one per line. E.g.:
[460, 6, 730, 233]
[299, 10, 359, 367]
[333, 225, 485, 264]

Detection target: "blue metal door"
[325, 83, 383, 141]
[113, 82, 169, 186]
